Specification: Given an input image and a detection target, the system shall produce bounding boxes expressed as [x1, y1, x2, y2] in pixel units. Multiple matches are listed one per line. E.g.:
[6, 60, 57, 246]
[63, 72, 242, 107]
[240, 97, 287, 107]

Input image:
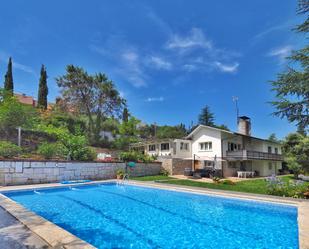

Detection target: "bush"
[119, 151, 156, 163]
[37, 142, 65, 159]
[0, 141, 22, 158]
[38, 125, 96, 161]
[212, 177, 221, 184]
[160, 169, 169, 176]
[266, 176, 308, 198]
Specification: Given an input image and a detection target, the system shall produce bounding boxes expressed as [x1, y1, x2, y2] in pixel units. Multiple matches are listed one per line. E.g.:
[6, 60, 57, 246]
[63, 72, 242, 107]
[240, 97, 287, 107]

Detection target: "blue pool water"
[3, 183, 298, 249]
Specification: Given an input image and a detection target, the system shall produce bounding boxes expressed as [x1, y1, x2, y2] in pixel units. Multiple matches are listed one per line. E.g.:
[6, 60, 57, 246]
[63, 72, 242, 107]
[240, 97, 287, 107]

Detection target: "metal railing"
[226, 150, 283, 160]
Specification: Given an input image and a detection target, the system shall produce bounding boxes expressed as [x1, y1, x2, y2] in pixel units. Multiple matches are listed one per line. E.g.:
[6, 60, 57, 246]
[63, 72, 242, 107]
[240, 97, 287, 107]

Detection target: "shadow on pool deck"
[0, 206, 50, 249]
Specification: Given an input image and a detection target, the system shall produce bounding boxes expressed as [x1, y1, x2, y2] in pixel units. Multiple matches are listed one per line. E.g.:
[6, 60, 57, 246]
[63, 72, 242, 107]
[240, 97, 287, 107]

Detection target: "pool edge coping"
[1, 179, 308, 249]
[0, 193, 96, 249]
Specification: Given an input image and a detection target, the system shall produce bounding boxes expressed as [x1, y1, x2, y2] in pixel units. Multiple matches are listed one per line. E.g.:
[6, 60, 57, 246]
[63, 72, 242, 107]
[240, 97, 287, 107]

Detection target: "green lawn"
[131, 175, 308, 195]
[130, 175, 174, 181]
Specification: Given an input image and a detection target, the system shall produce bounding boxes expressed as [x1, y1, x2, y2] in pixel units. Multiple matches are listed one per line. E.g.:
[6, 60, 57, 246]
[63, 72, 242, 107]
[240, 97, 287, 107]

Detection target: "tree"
[283, 132, 309, 174]
[4, 57, 13, 95]
[122, 107, 129, 123]
[56, 65, 125, 144]
[268, 133, 279, 142]
[37, 65, 48, 109]
[0, 92, 39, 133]
[270, 1, 309, 134]
[156, 125, 187, 139]
[198, 105, 215, 126]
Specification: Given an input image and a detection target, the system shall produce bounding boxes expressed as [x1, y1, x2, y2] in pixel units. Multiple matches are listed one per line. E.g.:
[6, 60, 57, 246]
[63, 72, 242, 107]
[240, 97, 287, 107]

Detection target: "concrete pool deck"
[0, 180, 308, 249]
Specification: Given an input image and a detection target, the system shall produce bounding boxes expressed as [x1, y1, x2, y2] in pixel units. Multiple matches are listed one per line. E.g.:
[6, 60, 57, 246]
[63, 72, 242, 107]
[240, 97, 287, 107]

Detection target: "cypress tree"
[37, 65, 48, 109]
[122, 107, 129, 122]
[4, 57, 14, 95]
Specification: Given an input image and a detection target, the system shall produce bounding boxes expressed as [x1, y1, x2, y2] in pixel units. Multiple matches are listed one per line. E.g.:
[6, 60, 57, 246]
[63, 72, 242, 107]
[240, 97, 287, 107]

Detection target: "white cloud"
[147, 56, 172, 70]
[0, 51, 35, 75]
[146, 96, 164, 102]
[183, 64, 197, 72]
[166, 28, 212, 50]
[268, 45, 292, 64]
[14, 62, 35, 74]
[215, 61, 239, 73]
[120, 50, 148, 88]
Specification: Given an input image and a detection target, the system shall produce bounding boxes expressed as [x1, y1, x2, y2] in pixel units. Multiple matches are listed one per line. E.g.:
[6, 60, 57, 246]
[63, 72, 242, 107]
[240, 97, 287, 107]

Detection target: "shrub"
[37, 142, 65, 159]
[119, 151, 156, 163]
[0, 141, 21, 158]
[160, 169, 169, 176]
[212, 177, 221, 184]
[116, 169, 125, 177]
[266, 176, 308, 198]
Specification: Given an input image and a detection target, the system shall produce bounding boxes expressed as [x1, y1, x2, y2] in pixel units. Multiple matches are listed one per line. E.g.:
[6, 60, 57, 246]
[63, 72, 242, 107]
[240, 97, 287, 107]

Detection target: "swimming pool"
[3, 183, 298, 249]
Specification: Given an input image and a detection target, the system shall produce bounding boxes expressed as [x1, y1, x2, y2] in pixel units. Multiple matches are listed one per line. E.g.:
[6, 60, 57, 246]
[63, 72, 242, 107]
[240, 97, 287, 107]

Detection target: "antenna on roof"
[232, 96, 239, 123]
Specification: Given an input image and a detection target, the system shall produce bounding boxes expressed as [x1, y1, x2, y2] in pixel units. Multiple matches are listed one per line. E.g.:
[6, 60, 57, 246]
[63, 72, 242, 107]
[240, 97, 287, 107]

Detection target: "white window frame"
[199, 142, 212, 151]
[161, 143, 170, 151]
[148, 144, 156, 152]
[180, 142, 189, 151]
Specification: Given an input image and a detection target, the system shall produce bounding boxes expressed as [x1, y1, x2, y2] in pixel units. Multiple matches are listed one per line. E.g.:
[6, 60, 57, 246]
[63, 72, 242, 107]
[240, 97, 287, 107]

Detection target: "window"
[268, 162, 272, 170]
[274, 148, 278, 154]
[161, 143, 170, 151]
[199, 142, 212, 151]
[228, 142, 241, 151]
[180, 142, 189, 151]
[148, 144, 156, 151]
[268, 146, 272, 153]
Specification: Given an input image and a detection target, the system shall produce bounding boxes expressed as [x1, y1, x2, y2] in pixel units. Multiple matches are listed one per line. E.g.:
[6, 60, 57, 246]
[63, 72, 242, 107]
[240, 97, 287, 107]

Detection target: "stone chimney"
[238, 116, 251, 136]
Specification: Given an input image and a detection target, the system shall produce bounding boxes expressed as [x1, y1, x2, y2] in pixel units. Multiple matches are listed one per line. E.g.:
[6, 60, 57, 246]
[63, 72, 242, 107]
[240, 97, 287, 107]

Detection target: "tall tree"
[56, 65, 125, 144]
[37, 65, 48, 109]
[122, 107, 129, 123]
[268, 133, 279, 142]
[198, 105, 215, 126]
[4, 57, 13, 95]
[270, 0, 309, 134]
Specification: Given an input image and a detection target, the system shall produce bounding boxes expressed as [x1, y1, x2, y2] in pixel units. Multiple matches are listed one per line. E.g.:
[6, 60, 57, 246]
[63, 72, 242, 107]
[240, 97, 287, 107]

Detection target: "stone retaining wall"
[159, 158, 192, 175]
[0, 161, 162, 186]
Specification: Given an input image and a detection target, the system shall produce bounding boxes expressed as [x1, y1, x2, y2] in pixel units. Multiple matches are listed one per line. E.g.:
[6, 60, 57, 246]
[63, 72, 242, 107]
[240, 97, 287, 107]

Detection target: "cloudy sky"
[0, 0, 305, 138]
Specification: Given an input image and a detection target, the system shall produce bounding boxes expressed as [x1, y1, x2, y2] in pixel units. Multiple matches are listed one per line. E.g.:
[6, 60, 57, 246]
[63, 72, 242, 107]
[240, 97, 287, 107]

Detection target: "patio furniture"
[237, 171, 255, 178]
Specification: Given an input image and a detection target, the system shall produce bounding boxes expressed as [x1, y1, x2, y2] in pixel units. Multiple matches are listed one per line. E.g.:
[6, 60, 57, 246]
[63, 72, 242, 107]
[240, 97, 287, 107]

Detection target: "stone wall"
[159, 158, 192, 175]
[0, 161, 162, 186]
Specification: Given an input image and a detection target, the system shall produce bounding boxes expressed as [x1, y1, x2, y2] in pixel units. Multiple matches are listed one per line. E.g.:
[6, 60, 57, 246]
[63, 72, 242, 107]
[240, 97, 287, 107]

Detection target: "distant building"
[14, 93, 36, 107]
[14, 92, 54, 110]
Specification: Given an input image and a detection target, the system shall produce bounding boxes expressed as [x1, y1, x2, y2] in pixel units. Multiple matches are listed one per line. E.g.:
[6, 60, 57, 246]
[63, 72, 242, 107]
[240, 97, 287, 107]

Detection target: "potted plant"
[116, 169, 125, 180]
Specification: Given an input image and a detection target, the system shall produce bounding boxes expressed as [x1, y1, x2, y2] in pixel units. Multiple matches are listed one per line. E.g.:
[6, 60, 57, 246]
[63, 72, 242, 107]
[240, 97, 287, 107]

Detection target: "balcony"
[225, 150, 283, 161]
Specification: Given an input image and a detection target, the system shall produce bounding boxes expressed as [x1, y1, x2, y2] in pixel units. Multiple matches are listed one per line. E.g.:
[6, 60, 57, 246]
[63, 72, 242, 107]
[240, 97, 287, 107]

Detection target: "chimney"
[238, 116, 251, 136]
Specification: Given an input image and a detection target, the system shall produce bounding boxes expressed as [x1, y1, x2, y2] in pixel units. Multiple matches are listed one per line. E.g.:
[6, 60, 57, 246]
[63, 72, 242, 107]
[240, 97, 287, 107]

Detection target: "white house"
[130, 116, 283, 177]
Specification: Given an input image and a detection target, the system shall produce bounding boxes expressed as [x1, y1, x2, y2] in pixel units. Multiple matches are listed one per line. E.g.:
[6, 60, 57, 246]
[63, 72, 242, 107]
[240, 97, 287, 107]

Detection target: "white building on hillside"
[130, 116, 283, 177]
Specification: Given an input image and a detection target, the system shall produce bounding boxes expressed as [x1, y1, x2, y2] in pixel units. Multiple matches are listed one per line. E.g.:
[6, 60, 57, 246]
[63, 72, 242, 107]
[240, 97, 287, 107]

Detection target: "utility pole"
[17, 127, 21, 147]
[154, 122, 157, 138]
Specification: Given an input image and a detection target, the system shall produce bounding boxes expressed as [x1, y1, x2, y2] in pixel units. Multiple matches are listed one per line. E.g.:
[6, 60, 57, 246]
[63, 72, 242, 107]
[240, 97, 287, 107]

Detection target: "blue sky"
[0, 0, 305, 138]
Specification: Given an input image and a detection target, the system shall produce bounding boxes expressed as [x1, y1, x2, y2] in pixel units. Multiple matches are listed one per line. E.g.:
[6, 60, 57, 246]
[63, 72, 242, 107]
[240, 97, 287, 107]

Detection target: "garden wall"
[159, 158, 192, 175]
[0, 160, 162, 186]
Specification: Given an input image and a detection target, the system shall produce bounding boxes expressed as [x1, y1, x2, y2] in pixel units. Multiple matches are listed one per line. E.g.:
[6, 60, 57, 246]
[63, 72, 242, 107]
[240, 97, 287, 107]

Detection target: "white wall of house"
[191, 127, 223, 159]
[173, 139, 192, 158]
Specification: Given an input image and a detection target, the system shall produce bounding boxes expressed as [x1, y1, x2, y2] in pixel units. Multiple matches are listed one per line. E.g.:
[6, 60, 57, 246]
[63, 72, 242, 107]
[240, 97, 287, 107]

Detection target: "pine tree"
[122, 107, 129, 122]
[4, 57, 13, 95]
[198, 105, 215, 126]
[37, 65, 48, 109]
[270, 0, 309, 133]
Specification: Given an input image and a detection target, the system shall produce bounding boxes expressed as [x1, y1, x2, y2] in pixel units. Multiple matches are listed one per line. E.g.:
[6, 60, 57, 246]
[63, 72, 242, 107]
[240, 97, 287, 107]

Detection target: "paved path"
[0, 206, 50, 249]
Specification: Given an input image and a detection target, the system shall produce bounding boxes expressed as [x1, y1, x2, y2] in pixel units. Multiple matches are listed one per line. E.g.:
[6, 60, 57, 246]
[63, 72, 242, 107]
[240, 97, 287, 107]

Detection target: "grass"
[131, 175, 309, 195]
[130, 175, 174, 181]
